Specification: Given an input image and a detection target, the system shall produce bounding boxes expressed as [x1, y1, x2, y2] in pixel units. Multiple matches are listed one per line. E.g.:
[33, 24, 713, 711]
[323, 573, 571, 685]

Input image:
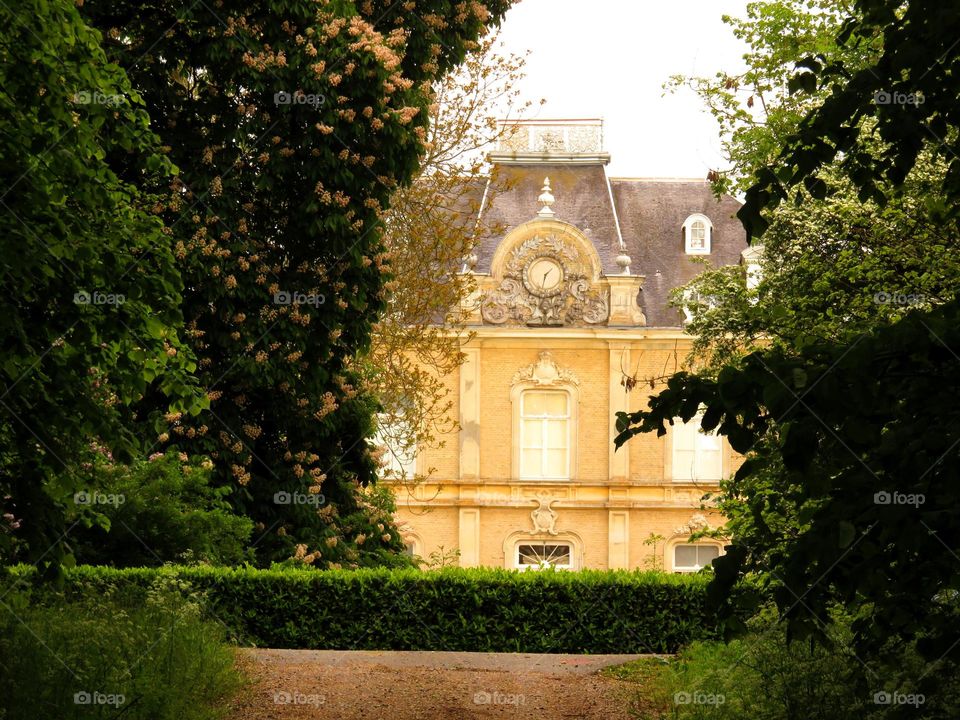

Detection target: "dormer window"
[683, 214, 712, 254]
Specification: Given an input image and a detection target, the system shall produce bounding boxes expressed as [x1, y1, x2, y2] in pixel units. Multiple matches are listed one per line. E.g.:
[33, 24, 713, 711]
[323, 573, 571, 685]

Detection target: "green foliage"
[619, 0, 960, 673]
[0, 0, 205, 569]
[674, 160, 960, 373]
[667, 0, 878, 197]
[617, 299, 960, 659]
[77, 0, 512, 567]
[0, 574, 242, 720]
[18, 565, 725, 653]
[738, 0, 960, 237]
[68, 451, 254, 567]
[616, 609, 960, 720]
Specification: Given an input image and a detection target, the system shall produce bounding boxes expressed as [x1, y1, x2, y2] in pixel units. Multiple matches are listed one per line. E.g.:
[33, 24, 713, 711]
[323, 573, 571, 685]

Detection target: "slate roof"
[473, 163, 747, 328]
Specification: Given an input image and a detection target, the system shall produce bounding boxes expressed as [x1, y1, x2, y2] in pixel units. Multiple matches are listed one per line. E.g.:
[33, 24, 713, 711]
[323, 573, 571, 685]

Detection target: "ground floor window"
[515, 541, 573, 570]
[673, 543, 721, 572]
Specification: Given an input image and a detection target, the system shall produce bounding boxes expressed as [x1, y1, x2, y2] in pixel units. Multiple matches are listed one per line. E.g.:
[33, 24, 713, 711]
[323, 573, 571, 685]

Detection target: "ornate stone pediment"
[511, 351, 580, 388]
[481, 233, 609, 327]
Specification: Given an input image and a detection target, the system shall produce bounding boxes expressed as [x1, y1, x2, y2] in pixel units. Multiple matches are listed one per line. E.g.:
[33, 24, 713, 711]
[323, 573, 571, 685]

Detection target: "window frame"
[373, 412, 418, 480]
[510, 379, 579, 482]
[671, 542, 722, 573]
[518, 389, 571, 480]
[514, 540, 575, 571]
[669, 411, 724, 483]
[682, 213, 713, 255]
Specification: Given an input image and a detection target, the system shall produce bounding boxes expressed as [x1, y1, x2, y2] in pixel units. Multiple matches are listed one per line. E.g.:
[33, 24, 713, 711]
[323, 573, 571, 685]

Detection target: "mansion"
[387, 120, 751, 573]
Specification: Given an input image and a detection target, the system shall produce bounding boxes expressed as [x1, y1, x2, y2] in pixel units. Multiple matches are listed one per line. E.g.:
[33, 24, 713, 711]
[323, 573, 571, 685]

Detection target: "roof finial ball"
[615, 252, 632, 275]
[537, 177, 556, 218]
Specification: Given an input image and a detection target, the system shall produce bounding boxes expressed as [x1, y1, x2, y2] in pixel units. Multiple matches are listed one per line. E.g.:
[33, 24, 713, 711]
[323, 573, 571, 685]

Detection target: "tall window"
[373, 413, 417, 480]
[673, 543, 720, 572]
[683, 214, 712, 254]
[672, 414, 722, 482]
[519, 390, 569, 479]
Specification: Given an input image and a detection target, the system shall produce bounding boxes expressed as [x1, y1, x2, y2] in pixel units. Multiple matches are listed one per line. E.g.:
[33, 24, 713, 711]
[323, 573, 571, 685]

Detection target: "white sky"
[494, 0, 751, 178]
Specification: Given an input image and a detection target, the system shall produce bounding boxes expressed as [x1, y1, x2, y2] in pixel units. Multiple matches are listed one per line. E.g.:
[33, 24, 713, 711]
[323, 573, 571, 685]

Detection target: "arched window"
[682, 214, 713, 254]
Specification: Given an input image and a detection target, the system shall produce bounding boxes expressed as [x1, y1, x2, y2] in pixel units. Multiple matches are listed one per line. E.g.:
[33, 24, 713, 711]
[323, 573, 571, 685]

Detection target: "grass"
[0, 574, 245, 720]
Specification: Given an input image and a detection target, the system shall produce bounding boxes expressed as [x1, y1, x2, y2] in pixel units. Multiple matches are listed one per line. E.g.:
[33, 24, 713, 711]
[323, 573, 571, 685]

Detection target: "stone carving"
[511, 351, 580, 388]
[674, 513, 711, 536]
[530, 498, 559, 535]
[481, 234, 609, 326]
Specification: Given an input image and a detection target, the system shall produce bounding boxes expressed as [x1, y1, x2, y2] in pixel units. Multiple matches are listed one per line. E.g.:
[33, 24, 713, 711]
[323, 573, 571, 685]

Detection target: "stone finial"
[537, 177, 555, 218]
[615, 252, 632, 275]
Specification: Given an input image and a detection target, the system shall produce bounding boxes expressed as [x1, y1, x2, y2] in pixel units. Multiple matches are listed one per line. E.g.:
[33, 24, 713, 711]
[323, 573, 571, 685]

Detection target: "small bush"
[619, 608, 960, 720]
[0, 574, 243, 720]
[20, 564, 724, 653]
[69, 451, 254, 567]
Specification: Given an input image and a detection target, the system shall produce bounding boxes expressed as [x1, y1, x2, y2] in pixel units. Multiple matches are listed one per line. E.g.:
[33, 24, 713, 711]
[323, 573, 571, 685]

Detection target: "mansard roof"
[472, 165, 746, 328]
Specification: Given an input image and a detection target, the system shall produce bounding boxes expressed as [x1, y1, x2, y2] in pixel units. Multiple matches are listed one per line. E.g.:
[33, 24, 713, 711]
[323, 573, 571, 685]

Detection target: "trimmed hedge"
[11, 565, 721, 653]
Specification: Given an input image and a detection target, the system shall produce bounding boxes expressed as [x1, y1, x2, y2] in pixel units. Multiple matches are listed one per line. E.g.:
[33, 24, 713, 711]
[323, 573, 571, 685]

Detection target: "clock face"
[526, 257, 564, 295]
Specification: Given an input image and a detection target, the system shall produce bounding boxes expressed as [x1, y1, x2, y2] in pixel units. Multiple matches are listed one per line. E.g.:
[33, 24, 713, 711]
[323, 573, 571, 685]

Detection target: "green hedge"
[11, 565, 721, 653]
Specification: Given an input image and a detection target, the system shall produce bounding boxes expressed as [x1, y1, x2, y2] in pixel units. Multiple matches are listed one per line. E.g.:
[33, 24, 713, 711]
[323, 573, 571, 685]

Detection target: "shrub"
[0, 574, 243, 720]
[20, 565, 724, 653]
[619, 608, 960, 720]
[69, 451, 254, 567]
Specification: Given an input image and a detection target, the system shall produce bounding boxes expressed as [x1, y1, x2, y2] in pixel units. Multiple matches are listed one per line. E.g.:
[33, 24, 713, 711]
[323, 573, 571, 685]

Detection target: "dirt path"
[227, 649, 643, 719]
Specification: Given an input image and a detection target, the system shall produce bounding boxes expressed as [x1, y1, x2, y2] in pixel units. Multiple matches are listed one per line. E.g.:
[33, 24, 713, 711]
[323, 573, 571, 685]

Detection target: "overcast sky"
[494, 0, 751, 178]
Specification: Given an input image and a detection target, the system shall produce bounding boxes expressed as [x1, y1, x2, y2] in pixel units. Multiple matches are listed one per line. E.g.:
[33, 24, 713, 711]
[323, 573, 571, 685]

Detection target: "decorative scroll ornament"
[481, 234, 609, 326]
[674, 513, 711, 536]
[511, 351, 580, 388]
[529, 498, 559, 535]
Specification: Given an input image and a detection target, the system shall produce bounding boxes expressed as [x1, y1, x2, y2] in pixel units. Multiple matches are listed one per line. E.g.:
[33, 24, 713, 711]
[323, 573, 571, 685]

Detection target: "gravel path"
[227, 649, 642, 719]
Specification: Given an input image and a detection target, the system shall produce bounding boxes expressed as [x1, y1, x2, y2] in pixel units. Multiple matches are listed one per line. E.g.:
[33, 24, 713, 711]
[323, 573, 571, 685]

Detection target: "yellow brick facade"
[389, 328, 740, 572]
